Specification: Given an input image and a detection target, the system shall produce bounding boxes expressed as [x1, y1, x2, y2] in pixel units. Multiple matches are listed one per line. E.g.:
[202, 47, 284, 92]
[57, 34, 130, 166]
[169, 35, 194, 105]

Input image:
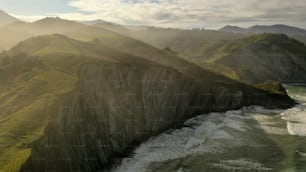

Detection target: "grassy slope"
[192, 34, 306, 82]
[0, 67, 76, 171]
[96, 25, 306, 83]
[0, 34, 183, 170]
[96, 24, 243, 57]
[1, 19, 305, 84]
[0, 34, 191, 171]
[0, 35, 93, 171]
[0, 18, 125, 51]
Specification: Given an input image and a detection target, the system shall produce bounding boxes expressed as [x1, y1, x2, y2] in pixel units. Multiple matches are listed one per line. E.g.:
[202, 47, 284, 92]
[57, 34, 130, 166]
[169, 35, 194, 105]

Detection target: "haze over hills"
[220, 24, 306, 44]
[0, 9, 19, 26]
[80, 19, 112, 25]
[1, 10, 305, 84]
[198, 34, 306, 83]
[96, 23, 306, 83]
[0, 16, 128, 50]
[96, 23, 243, 51]
[220, 24, 306, 36]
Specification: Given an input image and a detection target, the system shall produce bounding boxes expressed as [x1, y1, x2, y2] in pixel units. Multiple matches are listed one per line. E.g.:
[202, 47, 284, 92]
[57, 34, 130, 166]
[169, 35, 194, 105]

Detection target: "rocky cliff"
[0, 34, 295, 172]
[21, 57, 294, 171]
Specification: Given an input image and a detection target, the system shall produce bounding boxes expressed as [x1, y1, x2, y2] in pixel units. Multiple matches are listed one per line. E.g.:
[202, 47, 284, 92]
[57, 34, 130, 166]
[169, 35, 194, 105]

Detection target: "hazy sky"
[1, 0, 306, 29]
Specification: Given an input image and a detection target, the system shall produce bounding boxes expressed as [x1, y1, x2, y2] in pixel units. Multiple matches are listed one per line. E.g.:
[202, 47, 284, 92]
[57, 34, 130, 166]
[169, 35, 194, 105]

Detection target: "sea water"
[111, 84, 306, 172]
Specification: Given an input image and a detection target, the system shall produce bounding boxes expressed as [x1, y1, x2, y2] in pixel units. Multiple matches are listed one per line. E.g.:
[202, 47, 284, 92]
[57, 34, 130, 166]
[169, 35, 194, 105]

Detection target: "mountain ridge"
[0, 9, 20, 26]
[199, 33, 306, 83]
[95, 23, 306, 83]
[80, 19, 113, 25]
[220, 24, 306, 36]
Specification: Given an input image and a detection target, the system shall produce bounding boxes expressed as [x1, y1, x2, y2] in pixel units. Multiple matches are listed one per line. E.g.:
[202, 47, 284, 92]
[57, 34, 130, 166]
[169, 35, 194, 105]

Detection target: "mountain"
[91, 23, 306, 84]
[220, 24, 306, 35]
[220, 24, 306, 44]
[95, 23, 244, 58]
[80, 19, 112, 25]
[250, 25, 306, 35]
[0, 17, 120, 50]
[95, 24, 306, 83]
[0, 17, 242, 75]
[0, 9, 20, 26]
[0, 17, 243, 52]
[219, 25, 246, 33]
[0, 34, 294, 172]
[196, 34, 306, 83]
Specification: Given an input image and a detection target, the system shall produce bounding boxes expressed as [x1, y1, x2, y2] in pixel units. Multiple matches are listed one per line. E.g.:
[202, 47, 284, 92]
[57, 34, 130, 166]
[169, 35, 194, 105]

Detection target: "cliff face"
[21, 60, 294, 171]
[0, 34, 295, 172]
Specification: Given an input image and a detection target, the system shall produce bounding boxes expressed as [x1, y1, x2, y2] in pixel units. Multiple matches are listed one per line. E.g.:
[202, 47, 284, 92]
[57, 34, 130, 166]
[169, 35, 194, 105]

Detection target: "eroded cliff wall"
[21, 61, 294, 171]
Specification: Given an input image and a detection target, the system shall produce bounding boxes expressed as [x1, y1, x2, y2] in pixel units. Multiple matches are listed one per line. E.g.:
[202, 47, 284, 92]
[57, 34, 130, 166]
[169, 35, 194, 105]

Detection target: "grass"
[34, 39, 81, 56]
[0, 39, 80, 170]
[0, 98, 50, 171]
[255, 82, 287, 95]
[0, 148, 31, 172]
[0, 68, 76, 171]
[190, 33, 306, 83]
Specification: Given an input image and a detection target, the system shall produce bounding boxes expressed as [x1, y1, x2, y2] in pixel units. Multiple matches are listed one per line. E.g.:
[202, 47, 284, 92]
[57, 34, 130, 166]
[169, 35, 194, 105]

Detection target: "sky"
[1, 0, 306, 29]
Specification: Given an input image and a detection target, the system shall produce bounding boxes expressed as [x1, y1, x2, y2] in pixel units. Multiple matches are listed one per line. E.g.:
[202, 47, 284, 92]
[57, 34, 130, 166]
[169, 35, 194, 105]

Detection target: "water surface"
[111, 84, 306, 172]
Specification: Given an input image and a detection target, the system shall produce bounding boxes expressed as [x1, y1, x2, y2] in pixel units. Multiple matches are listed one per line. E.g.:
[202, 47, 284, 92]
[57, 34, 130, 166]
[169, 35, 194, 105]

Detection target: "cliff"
[22, 61, 294, 171]
[0, 35, 295, 172]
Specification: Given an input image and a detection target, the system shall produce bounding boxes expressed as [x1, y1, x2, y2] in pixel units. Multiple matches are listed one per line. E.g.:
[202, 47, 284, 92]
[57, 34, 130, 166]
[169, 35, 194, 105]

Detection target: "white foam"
[223, 115, 248, 131]
[280, 85, 306, 136]
[210, 130, 233, 140]
[212, 159, 272, 171]
[256, 125, 288, 135]
[112, 111, 248, 172]
[287, 121, 306, 136]
[112, 85, 306, 172]
[281, 105, 306, 136]
[297, 151, 306, 156]
[177, 168, 187, 172]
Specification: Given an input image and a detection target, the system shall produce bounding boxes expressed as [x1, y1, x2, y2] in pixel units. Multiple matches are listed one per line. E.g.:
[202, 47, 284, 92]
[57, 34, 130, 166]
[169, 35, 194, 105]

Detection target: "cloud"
[11, 0, 306, 28]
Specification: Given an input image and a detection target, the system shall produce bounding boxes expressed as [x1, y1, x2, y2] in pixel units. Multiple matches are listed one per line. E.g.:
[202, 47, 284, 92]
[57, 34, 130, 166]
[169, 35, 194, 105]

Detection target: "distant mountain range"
[96, 23, 306, 83]
[80, 19, 112, 25]
[220, 24, 306, 36]
[0, 9, 19, 26]
[0, 9, 305, 84]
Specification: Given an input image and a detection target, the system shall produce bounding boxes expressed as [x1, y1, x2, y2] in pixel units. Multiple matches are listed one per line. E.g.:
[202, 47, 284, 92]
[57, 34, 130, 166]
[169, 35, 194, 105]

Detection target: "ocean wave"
[281, 105, 306, 136]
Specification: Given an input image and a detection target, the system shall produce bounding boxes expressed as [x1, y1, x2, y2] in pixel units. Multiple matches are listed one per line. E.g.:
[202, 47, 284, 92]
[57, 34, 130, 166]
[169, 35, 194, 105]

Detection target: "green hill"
[0, 17, 125, 50]
[200, 34, 306, 83]
[0, 34, 294, 172]
[96, 23, 243, 57]
[96, 24, 306, 83]
[0, 18, 305, 84]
